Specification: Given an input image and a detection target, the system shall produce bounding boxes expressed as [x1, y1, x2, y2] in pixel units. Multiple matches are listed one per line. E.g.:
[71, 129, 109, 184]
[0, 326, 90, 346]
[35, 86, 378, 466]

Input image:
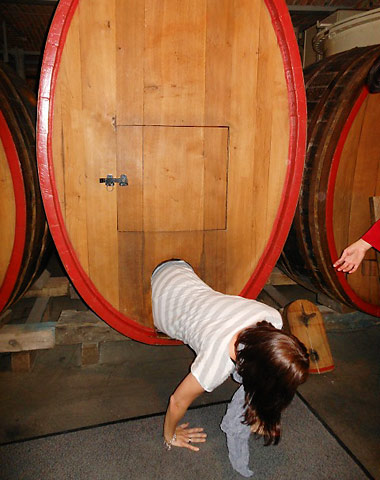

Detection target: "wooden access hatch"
[117, 126, 228, 233]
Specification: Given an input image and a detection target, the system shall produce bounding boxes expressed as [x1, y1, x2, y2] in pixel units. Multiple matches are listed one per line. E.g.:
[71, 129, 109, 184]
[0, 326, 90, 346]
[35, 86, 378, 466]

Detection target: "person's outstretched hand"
[171, 423, 207, 451]
[333, 239, 372, 274]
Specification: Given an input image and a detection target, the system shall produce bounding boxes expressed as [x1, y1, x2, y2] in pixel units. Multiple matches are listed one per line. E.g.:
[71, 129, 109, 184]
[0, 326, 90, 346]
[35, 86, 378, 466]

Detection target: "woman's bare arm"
[163, 372, 207, 451]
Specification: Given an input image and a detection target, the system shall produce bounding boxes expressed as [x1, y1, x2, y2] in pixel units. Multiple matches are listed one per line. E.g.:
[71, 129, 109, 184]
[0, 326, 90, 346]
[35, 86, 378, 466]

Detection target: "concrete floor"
[298, 325, 380, 479]
[0, 257, 379, 479]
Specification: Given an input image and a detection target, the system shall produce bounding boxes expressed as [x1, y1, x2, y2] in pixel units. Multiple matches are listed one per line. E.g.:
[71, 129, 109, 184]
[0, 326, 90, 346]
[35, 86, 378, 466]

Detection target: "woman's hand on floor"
[171, 422, 207, 451]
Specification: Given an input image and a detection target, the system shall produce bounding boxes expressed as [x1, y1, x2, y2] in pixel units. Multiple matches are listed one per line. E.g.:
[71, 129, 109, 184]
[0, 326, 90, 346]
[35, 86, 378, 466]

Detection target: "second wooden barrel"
[37, 0, 306, 343]
[281, 46, 380, 318]
[0, 63, 50, 315]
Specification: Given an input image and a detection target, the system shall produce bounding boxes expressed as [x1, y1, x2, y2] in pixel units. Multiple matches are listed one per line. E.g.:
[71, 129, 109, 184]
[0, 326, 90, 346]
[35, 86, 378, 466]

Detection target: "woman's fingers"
[178, 440, 201, 452]
[335, 260, 358, 273]
[333, 239, 371, 273]
[335, 260, 353, 272]
[172, 425, 207, 451]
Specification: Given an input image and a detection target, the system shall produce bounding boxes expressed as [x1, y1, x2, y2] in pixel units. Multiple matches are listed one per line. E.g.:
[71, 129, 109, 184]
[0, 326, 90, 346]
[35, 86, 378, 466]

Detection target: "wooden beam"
[262, 285, 290, 308]
[287, 5, 356, 12]
[25, 297, 50, 324]
[69, 284, 80, 300]
[55, 310, 126, 345]
[30, 269, 51, 290]
[266, 267, 297, 286]
[0, 322, 55, 353]
[0, 309, 12, 325]
[24, 276, 69, 298]
[317, 292, 354, 314]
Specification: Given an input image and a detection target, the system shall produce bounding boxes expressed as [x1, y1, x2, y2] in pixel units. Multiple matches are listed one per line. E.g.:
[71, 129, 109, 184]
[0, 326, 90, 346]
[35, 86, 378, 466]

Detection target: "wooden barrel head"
[37, 0, 306, 343]
[286, 300, 334, 374]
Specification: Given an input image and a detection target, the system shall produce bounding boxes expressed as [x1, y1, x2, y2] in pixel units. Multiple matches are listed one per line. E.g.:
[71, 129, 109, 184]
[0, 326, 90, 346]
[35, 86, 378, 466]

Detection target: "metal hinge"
[99, 174, 128, 188]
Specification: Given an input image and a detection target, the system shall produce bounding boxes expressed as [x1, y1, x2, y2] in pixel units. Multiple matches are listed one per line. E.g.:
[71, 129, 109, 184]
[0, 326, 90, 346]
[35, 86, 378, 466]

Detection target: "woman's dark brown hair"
[235, 321, 309, 446]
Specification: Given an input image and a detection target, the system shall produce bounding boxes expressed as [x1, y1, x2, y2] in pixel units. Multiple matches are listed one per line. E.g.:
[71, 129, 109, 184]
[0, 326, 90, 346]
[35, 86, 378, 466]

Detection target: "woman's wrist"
[358, 238, 372, 251]
[163, 432, 177, 450]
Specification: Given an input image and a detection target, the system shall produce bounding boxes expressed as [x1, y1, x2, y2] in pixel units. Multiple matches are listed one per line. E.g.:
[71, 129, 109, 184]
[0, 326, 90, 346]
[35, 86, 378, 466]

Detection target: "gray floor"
[0, 397, 370, 480]
[0, 260, 379, 479]
[298, 325, 380, 479]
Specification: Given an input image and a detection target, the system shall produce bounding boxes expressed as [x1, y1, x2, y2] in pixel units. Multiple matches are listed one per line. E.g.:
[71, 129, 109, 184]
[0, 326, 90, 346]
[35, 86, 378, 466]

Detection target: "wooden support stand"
[286, 299, 334, 374]
[55, 310, 126, 346]
[0, 270, 70, 372]
[56, 309, 126, 365]
[0, 309, 127, 370]
[0, 264, 128, 371]
[0, 322, 56, 372]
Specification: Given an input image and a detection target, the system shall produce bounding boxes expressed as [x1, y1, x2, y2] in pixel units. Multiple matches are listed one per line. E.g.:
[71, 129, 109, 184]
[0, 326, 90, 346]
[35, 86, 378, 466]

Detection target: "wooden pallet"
[0, 268, 129, 371]
[56, 309, 126, 365]
[0, 270, 58, 372]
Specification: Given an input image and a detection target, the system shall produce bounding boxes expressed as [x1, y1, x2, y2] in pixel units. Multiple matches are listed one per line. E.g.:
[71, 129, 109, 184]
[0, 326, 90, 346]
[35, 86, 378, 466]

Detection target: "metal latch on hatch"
[99, 174, 128, 188]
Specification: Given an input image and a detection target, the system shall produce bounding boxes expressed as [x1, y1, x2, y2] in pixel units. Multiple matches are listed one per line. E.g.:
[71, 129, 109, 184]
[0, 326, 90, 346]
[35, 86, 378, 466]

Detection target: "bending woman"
[151, 260, 309, 453]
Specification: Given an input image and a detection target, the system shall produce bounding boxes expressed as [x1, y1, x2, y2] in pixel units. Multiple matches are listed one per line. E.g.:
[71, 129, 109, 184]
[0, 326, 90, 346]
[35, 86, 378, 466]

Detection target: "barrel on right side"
[281, 46, 380, 317]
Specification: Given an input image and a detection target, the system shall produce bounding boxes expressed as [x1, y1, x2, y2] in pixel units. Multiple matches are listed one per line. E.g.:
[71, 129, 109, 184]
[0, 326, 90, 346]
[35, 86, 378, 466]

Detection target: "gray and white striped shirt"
[151, 260, 283, 392]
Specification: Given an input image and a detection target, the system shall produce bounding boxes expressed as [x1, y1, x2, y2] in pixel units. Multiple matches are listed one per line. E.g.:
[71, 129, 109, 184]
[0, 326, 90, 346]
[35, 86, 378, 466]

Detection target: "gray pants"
[220, 377, 253, 477]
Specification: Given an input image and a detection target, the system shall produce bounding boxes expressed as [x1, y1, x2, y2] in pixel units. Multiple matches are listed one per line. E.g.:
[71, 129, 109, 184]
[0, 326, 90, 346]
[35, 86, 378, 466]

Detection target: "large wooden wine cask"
[37, 0, 306, 344]
[281, 46, 380, 318]
[0, 64, 50, 315]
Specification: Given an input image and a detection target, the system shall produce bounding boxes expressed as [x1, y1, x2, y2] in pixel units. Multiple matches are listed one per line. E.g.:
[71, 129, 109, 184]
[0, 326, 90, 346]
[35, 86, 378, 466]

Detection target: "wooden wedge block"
[285, 299, 334, 374]
[24, 277, 69, 298]
[81, 343, 99, 366]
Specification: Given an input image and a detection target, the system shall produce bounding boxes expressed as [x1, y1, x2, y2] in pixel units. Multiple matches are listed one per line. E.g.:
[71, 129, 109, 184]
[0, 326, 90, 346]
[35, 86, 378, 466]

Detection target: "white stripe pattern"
[151, 261, 282, 392]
